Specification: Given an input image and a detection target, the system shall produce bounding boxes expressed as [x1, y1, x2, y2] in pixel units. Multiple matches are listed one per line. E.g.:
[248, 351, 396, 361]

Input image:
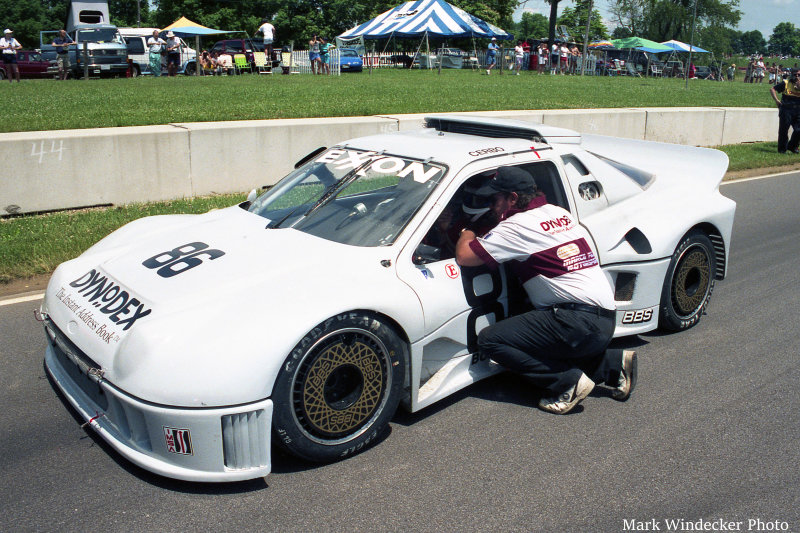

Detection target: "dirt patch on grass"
[0, 273, 51, 298]
[725, 162, 800, 181]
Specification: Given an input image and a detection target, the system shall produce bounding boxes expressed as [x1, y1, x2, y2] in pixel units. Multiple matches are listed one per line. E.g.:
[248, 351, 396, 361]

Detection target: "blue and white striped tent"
[338, 0, 512, 40]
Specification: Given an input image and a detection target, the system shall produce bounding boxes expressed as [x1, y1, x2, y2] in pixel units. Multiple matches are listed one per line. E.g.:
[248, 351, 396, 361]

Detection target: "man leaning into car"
[455, 166, 637, 415]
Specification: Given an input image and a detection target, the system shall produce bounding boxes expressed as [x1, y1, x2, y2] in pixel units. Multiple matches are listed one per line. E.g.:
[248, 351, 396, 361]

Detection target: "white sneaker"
[486, 69, 490, 75]
[612, 350, 638, 401]
[538, 374, 595, 415]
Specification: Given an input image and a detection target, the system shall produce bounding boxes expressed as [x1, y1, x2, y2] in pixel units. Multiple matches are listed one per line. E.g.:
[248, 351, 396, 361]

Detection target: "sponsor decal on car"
[621, 308, 654, 324]
[468, 147, 505, 157]
[163, 426, 193, 455]
[53, 269, 153, 343]
[445, 264, 459, 279]
[315, 149, 441, 183]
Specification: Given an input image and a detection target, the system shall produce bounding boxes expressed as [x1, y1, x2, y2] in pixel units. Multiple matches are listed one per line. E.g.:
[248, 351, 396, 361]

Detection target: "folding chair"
[217, 54, 234, 75]
[649, 62, 663, 77]
[233, 54, 250, 74]
[253, 52, 271, 74]
[626, 62, 641, 77]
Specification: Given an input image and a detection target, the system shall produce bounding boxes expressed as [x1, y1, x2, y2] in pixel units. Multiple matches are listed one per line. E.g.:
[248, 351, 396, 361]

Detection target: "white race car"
[41, 116, 735, 482]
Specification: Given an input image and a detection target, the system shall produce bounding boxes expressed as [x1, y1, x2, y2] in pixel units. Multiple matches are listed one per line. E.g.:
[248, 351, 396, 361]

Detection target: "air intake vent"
[615, 272, 637, 301]
[425, 118, 546, 143]
[709, 234, 726, 280]
[222, 410, 269, 470]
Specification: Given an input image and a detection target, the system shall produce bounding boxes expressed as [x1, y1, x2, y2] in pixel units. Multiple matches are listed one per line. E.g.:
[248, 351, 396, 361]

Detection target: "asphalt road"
[1, 172, 799, 533]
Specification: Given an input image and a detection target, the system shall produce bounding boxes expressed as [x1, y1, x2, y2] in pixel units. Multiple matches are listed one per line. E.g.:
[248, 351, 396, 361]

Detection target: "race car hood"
[43, 206, 421, 407]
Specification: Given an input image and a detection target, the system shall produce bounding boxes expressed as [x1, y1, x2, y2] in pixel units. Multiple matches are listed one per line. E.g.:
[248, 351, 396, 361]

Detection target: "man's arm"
[771, 85, 782, 108]
[455, 229, 485, 267]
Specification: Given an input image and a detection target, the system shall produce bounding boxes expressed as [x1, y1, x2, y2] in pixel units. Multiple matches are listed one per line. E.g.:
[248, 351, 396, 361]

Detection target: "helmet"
[461, 171, 494, 221]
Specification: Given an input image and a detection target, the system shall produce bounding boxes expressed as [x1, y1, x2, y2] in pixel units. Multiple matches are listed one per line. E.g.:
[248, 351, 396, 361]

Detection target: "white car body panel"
[43, 116, 735, 481]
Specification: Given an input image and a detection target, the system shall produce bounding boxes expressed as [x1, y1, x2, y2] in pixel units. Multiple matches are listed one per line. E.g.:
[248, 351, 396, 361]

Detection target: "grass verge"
[2, 141, 797, 287]
[0, 69, 773, 133]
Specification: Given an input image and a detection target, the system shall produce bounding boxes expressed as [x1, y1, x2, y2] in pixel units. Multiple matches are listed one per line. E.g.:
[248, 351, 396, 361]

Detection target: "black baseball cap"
[474, 166, 536, 197]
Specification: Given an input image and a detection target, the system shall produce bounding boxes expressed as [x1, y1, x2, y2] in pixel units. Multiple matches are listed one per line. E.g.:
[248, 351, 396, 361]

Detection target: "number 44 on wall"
[31, 140, 65, 164]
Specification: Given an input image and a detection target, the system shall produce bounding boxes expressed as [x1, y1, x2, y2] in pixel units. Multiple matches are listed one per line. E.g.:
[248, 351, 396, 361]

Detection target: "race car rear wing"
[424, 115, 582, 145]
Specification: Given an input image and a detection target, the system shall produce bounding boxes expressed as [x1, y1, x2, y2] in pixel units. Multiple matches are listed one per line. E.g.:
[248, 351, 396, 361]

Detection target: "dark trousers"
[478, 307, 622, 395]
[778, 105, 800, 153]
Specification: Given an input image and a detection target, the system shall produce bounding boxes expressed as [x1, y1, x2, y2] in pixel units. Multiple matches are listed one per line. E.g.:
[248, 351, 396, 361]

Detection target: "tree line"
[1, 0, 797, 57]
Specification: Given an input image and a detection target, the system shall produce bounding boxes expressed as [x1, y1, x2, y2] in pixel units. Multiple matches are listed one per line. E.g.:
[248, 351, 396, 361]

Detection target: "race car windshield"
[248, 148, 446, 247]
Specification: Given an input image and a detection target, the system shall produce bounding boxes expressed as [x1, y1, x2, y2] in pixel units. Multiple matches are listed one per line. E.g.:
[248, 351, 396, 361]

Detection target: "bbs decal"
[621, 309, 653, 324]
[142, 242, 225, 278]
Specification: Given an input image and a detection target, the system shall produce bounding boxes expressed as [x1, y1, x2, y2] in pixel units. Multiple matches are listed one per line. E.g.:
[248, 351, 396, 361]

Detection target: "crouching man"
[455, 166, 637, 414]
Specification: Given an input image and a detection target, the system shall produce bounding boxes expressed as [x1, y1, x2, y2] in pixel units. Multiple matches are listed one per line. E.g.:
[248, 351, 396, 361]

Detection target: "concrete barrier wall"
[0, 107, 780, 215]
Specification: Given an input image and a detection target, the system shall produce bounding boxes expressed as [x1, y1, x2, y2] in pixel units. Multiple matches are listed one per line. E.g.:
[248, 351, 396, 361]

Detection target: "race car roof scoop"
[424, 116, 582, 145]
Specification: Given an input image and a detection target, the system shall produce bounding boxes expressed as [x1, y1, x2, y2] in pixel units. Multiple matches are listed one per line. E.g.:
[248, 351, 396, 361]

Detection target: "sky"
[512, 0, 799, 39]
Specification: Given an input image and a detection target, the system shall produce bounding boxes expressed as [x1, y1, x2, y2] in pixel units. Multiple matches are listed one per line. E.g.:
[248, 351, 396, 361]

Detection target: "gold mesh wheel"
[671, 245, 711, 317]
[292, 330, 389, 442]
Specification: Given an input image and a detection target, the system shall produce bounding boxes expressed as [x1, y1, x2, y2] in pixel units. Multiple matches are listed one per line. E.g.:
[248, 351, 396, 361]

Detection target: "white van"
[119, 27, 197, 76]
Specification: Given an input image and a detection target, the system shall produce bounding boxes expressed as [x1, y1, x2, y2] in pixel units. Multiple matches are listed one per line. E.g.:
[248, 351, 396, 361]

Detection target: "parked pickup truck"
[0, 50, 54, 80]
[40, 23, 128, 78]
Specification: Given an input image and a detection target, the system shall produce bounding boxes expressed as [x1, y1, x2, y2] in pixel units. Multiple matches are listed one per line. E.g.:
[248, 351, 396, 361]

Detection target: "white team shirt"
[470, 198, 615, 310]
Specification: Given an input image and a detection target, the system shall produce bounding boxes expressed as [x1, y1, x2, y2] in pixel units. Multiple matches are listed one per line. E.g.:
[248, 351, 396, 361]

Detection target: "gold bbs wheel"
[660, 231, 717, 332]
[671, 244, 712, 317]
[291, 329, 391, 444]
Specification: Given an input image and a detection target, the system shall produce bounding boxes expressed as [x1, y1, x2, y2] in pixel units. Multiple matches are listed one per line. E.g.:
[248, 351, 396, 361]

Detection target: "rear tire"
[659, 231, 716, 331]
[184, 62, 196, 76]
[271, 312, 407, 463]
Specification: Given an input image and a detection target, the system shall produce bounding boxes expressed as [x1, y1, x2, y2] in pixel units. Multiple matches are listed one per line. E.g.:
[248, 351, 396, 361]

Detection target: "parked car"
[338, 47, 363, 72]
[41, 116, 734, 482]
[0, 50, 54, 79]
[119, 28, 197, 76]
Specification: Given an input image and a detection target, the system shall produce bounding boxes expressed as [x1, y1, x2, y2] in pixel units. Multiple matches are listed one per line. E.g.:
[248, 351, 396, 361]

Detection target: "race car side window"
[516, 161, 570, 211]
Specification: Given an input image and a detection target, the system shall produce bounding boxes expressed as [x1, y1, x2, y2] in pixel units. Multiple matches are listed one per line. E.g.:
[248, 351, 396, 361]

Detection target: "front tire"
[272, 312, 407, 462]
[184, 62, 196, 76]
[659, 231, 716, 331]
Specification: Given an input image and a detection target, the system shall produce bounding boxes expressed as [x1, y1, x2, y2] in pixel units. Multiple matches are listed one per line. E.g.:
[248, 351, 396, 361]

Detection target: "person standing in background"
[0, 29, 22, 83]
[258, 18, 275, 60]
[146, 29, 165, 77]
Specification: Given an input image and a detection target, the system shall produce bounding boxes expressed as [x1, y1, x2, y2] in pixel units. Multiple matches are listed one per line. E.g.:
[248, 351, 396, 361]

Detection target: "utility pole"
[137, 0, 141, 28]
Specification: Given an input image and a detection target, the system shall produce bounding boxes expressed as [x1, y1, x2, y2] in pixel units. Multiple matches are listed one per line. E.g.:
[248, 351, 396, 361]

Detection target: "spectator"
[513, 41, 523, 75]
[727, 63, 736, 81]
[560, 42, 569, 74]
[52, 29, 74, 80]
[309, 35, 321, 74]
[199, 49, 216, 75]
[0, 29, 22, 83]
[756, 56, 766, 84]
[165, 31, 181, 77]
[570, 44, 579, 74]
[486, 37, 498, 75]
[537, 42, 547, 74]
[257, 18, 275, 60]
[146, 30, 165, 77]
[521, 39, 530, 70]
[688, 62, 696, 79]
[550, 40, 559, 74]
[319, 37, 332, 75]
